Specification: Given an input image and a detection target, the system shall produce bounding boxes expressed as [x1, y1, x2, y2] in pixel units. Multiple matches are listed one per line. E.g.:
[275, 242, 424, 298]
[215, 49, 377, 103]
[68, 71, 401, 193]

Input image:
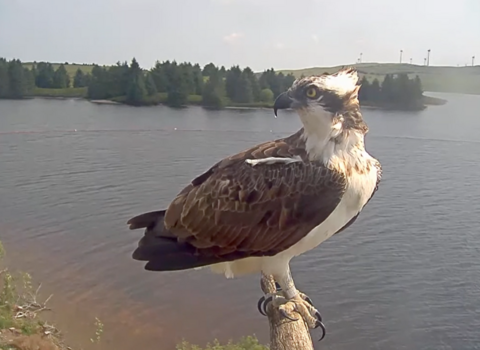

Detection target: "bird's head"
[274, 68, 367, 138]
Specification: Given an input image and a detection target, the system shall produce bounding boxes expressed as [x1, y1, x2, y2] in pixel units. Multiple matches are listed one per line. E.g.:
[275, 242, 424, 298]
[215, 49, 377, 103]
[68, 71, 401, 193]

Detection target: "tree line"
[83, 58, 296, 107]
[0, 59, 76, 98]
[0, 58, 35, 98]
[0, 56, 425, 110]
[358, 74, 424, 109]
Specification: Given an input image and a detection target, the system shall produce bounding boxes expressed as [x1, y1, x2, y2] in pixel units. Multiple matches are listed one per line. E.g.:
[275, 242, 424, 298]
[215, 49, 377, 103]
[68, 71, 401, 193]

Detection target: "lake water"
[1, 93, 480, 350]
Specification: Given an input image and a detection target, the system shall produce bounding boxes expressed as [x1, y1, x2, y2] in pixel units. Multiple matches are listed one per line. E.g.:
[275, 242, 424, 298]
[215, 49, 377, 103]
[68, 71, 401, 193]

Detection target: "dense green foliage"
[73, 68, 89, 88]
[0, 58, 35, 98]
[0, 58, 78, 98]
[358, 74, 424, 109]
[202, 68, 226, 108]
[35, 62, 71, 88]
[81, 59, 297, 107]
[2, 57, 429, 110]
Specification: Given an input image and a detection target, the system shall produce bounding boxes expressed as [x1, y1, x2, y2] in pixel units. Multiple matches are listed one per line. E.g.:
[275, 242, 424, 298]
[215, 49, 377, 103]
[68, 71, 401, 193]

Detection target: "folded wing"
[128, 134, 347, 270]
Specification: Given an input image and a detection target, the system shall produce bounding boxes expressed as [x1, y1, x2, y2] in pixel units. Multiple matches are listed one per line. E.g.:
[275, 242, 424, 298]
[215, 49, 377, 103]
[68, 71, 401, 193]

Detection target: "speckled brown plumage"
[128, 129, 350, 270]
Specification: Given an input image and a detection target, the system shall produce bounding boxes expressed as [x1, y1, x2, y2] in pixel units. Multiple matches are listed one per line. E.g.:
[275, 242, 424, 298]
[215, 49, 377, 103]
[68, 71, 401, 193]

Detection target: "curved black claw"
[263, 295, 273, 315]
[275, 282, 282, 291]
[313, 310, 326, 341]
[257, 296, 266, 316]
[279, 308, 299, 322]
[315, 319, 326, 341]
[257, 295, 274, 316]
[303, 295, 314, 306]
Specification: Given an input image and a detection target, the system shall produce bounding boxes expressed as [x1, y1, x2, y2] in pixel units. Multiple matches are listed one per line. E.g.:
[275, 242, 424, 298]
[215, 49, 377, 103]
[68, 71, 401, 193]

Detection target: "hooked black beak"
[273, 91, 293, 117]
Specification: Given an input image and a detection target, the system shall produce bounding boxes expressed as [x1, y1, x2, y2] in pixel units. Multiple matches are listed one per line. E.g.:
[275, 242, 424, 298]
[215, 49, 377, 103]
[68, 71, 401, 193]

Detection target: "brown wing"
[163, 137, 347, 259]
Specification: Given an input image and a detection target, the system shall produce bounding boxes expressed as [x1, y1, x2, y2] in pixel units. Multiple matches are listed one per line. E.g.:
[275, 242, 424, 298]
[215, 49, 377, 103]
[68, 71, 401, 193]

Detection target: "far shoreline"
[13, 94, 448, 112]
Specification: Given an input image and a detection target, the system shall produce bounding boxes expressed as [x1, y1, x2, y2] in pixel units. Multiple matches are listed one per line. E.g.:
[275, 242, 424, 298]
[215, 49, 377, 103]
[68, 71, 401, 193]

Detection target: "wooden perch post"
[260, 274, 314, 350]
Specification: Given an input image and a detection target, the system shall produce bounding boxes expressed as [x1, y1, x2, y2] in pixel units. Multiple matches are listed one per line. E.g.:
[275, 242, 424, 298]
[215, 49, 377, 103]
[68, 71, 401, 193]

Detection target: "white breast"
[276, 152, 379, 260]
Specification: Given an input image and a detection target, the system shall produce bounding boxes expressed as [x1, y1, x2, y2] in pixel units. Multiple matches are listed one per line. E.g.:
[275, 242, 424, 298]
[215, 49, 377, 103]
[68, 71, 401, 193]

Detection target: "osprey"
[127, 67, 382, 340]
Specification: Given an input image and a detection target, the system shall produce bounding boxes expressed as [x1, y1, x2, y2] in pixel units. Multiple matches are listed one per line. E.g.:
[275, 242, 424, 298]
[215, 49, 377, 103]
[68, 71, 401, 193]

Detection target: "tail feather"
[128, 209, 224, 271]
[127, 210, 165, 230]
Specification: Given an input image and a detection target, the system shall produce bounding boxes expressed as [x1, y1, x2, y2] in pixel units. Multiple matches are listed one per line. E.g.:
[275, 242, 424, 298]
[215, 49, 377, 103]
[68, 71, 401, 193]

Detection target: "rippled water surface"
[1, 93, 480, 350]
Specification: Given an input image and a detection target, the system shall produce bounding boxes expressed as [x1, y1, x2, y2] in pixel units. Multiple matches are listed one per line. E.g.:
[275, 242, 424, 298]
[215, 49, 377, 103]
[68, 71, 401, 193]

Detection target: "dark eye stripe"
[320, 91, 345, 112]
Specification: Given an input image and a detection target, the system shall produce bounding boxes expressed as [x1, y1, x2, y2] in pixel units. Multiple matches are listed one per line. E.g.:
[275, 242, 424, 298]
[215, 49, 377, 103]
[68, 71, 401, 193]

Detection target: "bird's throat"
[303, 127, 366, 170]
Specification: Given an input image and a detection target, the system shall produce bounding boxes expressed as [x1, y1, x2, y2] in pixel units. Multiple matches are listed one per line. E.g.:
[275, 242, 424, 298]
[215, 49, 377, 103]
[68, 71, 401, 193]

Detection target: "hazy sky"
[1, 0, 479, 71]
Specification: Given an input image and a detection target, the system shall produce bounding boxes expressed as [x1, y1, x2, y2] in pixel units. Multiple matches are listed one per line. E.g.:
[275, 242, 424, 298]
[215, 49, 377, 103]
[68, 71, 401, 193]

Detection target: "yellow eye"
[306, 87, 318, 99]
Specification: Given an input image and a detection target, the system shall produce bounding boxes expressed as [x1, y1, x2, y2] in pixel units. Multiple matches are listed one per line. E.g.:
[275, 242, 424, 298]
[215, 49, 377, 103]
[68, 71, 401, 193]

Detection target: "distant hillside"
[22, 62, 95, 80]
[279, 63, 480, 95]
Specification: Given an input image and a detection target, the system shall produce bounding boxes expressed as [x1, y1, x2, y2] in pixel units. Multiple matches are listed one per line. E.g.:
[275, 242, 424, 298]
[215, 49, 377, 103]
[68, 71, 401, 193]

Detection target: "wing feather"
[163, 136, 347, 259]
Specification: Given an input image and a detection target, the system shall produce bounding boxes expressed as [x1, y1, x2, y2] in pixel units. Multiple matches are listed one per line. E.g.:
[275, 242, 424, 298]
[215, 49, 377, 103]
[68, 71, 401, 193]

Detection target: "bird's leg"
[257, 267, 326, 341]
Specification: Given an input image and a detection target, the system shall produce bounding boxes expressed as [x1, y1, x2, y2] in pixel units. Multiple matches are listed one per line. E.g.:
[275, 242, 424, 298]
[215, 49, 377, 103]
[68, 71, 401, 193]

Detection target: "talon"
[263, 295, 273, 316]
[298, 292, 315, 306]
[315, 320, 326, 341]
[313, 307, 325, 339]
[279, 308, 298, 322]
[258, 289, 326, 341]
[257, 295, 274, 316]
[275, 282, 282, 291]
[257, 296, 266, 316]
